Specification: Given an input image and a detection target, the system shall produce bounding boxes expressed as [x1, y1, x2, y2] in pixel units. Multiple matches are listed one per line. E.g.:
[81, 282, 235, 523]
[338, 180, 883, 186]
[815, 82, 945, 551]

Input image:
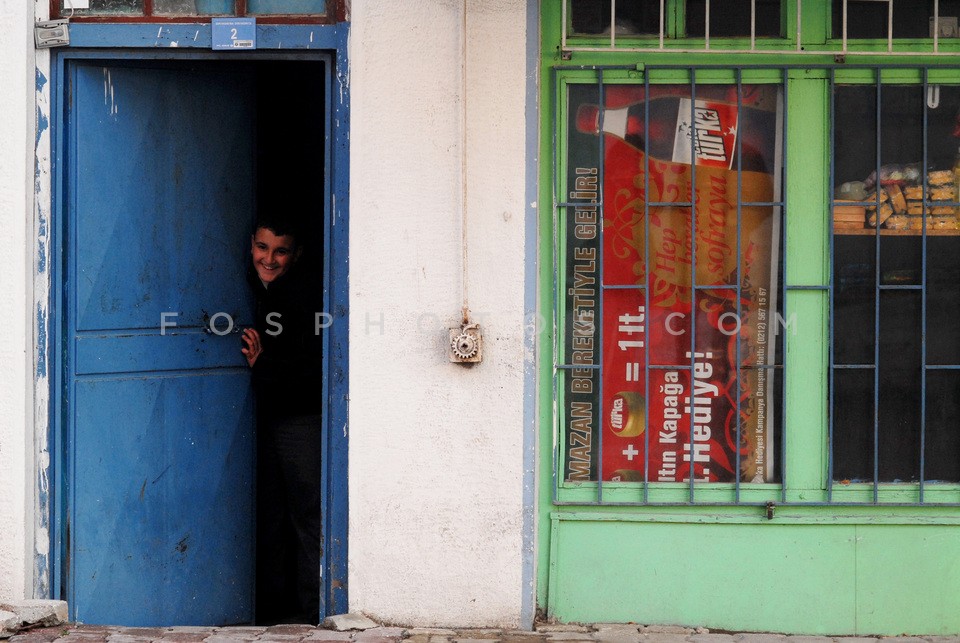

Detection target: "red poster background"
[586, 86, 780, 483]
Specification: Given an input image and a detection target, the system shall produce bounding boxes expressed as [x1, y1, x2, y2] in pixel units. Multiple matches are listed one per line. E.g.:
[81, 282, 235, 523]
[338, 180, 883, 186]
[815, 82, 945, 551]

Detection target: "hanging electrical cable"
[449, 0, 482, 363]
[460, 0, 470, 326]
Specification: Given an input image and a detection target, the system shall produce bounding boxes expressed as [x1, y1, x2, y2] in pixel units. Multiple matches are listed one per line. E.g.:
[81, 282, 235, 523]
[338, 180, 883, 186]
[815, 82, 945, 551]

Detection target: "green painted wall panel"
[783, 290, 828, 494]
[854, 526, 960, 635]
[784, 73, 829, 288]
[549, 518, 857, 634]
[548, 517, 960, 635]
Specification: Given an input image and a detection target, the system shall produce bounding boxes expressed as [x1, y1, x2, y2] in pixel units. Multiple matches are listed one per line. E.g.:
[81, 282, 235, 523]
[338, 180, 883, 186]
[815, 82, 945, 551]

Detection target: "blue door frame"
[47, 24, 349, 621]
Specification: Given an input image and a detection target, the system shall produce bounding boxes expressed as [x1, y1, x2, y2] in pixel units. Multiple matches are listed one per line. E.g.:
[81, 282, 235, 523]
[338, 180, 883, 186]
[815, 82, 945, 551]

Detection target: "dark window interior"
[832, 237, 960, 483]
[686, 0, 782, 38]
[832, 0, 960, 39]
[833, 84, 960, 184]
[570, 0, 661, 35]
[832, 84, 960, 483]
[569, 0, 782, 37]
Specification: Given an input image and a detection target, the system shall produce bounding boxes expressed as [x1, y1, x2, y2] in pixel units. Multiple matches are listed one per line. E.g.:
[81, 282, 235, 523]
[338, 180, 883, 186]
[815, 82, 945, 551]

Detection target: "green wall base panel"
[547, 516, 960, 636]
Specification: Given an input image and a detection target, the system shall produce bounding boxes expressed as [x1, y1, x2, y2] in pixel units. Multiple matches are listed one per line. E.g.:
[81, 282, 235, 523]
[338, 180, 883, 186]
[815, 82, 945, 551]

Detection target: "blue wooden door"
[66, 61, 256, 626]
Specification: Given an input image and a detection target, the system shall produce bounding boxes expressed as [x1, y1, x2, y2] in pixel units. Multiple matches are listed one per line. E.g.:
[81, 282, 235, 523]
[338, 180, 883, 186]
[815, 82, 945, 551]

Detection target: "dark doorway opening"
[251, 60, 327, 625]
[255, 61, 326, 279]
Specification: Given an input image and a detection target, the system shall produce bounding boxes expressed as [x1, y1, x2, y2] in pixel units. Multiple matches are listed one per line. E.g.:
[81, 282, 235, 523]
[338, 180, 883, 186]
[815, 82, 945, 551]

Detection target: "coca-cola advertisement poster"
[561, 83, 782, 484]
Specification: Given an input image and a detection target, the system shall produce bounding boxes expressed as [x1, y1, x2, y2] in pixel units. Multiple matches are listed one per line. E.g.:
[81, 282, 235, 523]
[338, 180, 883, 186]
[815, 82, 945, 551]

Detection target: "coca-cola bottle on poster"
[576, 96, 776, 173]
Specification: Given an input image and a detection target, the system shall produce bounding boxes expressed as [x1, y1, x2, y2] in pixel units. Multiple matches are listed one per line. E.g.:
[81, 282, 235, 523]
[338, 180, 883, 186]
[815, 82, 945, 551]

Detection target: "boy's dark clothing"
[256, 413, 322, 625]
[249, 265, 322, 625]
[249, 266, 323, 419]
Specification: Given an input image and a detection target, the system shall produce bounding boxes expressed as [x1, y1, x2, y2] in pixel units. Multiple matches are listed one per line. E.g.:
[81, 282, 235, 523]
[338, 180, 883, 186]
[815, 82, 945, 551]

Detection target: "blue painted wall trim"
[47, 22, 350, 619]
[67, 22, 345, 50]
[327, 34, 351, 618]
[48, 51, 67, 606]
[521, 0, 540, 631]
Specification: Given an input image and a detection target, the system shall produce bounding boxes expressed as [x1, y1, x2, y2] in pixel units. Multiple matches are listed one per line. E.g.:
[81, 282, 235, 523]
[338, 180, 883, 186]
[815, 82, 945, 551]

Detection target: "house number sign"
[212, 18, 257, 50]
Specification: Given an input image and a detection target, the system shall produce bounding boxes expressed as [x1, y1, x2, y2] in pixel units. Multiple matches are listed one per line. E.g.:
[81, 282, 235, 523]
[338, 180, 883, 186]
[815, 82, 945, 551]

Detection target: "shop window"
[557, 76, 786, 491]
[567, 0, 782, 39]
[831, 79, 960, 485]
[832, 0, 960, 40]
[54, 0, 339, 20]
[549, 0, 960, 505]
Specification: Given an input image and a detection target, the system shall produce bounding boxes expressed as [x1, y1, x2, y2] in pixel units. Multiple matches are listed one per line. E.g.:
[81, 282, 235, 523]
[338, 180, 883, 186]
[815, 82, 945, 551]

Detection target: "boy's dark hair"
[254, 215, 303, 246]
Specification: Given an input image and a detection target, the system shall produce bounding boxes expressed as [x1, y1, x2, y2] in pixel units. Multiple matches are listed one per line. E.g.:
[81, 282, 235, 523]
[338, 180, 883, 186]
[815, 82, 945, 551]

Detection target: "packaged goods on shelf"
[865, 188, 892, 227]
[933, 215, 957, 230]
[928, 169, 954, 186]
[927, 185, 956, 201]
[862, 163, 921, 190]
[885, 214, 909, 230]
[834, 202, 867, 219]
[836, 161, 960, 232]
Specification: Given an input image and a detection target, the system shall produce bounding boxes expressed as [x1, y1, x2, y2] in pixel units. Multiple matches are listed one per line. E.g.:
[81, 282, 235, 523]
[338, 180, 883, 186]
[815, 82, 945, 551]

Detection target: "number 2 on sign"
[231, 28, 238, 39]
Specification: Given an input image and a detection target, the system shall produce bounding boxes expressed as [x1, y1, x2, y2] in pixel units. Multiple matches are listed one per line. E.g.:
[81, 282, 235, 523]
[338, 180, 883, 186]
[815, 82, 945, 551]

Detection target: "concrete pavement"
[5, 623, 960, 643]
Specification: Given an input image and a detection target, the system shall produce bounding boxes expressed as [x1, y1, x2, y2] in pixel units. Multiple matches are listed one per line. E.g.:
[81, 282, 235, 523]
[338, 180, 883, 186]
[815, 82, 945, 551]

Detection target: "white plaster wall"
[0, 0, 36, 602]
[348, 0, 530, 628]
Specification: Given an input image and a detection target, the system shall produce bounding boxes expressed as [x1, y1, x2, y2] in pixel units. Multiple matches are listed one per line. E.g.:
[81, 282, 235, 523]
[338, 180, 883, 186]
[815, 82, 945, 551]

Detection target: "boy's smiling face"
[251, 227, 300, 284]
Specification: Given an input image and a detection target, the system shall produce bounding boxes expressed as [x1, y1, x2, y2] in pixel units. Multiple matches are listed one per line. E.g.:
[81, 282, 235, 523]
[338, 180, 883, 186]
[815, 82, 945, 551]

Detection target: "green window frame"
[540, 0, 960, 508]
[828, 67, 960, 500]
[559, 0, 960, 57]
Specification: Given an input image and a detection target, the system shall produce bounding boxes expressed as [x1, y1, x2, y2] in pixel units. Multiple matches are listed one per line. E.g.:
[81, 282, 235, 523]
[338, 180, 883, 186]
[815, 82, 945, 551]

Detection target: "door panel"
[74, 66, 253, 333]
[73, 375, 253, 624]
[67, 62, 256, 626]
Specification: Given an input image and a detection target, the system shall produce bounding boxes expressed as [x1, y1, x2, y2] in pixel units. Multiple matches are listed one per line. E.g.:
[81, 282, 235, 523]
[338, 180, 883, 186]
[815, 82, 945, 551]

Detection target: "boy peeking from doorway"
[242, 216, 323, 625]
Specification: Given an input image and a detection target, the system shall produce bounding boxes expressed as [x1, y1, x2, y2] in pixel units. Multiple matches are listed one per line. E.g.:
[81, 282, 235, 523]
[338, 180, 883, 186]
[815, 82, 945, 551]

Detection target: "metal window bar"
[610, 0, 616, 50]
[872, 70, 882, 503]
[561, 1, 954, 56]
[827, 67, 837, 501]
[550, 63, 564, 505]
[554, 63, 960, 508]
[934, 0, 940, 53]
[643, 70, 652, 502]
[779, 78, 792, 505]
[688, 69, 699, 502]
[920, 68, 929, 503]
[561, 0, 567, 52]
[705, 1, 710, 50]
[888, 0, 894, 53]
[735, 69, 745, 503]
[841, 0, 848, 53]
[597, 69, 608, 502]
[659, 0, 666, 50]
[796, 0, 802, 52]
